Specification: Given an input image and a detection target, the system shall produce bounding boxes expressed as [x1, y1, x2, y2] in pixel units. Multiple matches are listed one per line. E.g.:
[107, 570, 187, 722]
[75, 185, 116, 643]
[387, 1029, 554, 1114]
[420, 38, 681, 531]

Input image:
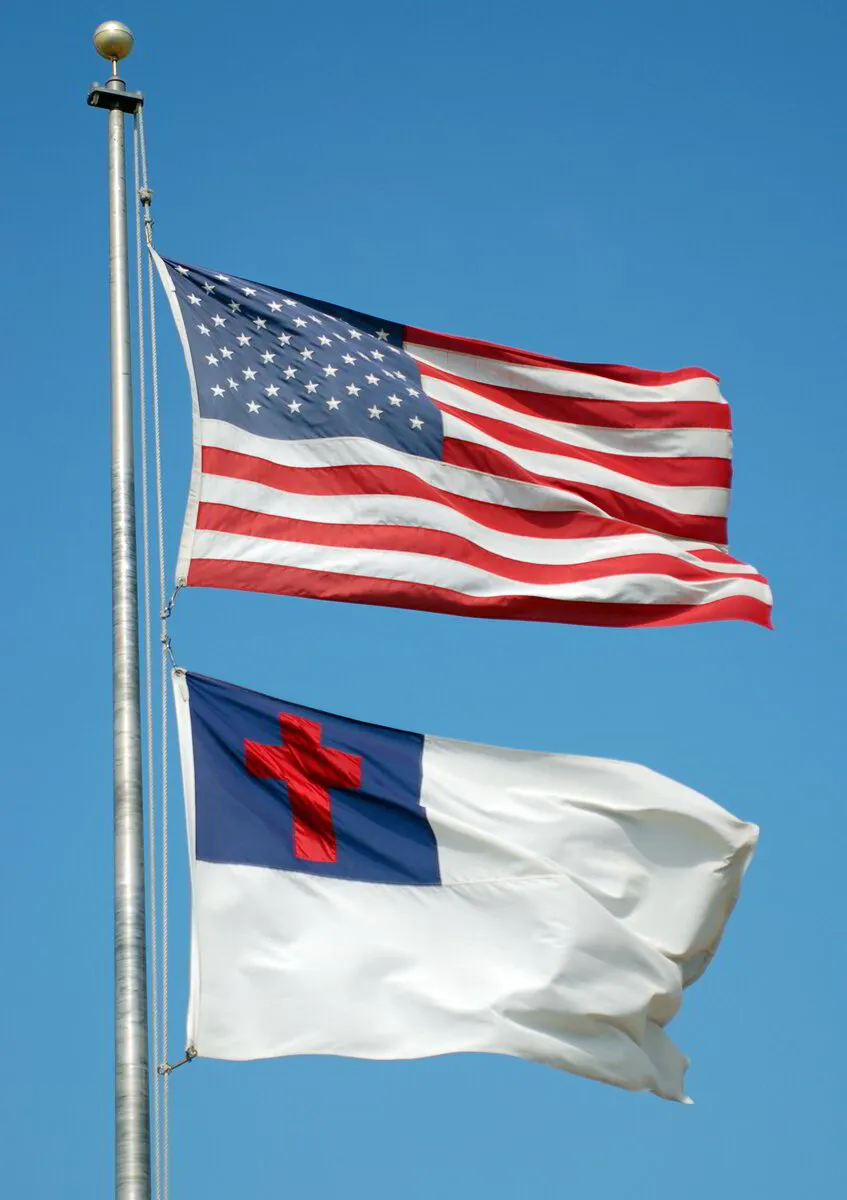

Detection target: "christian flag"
[173, 670, 757, 1100]
[156, 253, 772, 629]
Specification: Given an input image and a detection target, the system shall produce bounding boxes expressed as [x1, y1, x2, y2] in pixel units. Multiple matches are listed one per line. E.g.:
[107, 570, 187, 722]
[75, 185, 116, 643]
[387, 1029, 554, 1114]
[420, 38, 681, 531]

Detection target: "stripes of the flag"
[183, 415, 771, 628]
[156, 248, 771, 630]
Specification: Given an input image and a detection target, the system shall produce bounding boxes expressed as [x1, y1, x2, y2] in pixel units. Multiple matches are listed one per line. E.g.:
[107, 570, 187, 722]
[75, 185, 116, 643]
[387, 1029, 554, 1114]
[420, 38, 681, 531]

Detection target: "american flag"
[155, 253, 772, 628]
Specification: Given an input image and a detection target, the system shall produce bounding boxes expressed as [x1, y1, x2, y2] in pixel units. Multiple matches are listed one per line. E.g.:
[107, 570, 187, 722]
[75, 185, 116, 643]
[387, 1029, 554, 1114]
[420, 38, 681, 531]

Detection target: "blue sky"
[1, 1, 844, 1195]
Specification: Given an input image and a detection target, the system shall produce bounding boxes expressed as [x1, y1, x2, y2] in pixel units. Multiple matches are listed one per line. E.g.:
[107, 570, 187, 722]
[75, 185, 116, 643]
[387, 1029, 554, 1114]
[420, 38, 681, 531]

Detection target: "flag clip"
[158, 1046, 197, 1076]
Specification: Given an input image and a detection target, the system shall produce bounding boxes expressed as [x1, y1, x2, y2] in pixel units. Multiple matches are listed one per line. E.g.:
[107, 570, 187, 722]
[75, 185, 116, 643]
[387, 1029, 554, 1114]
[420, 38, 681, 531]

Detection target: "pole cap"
[93, 20, 134, 62]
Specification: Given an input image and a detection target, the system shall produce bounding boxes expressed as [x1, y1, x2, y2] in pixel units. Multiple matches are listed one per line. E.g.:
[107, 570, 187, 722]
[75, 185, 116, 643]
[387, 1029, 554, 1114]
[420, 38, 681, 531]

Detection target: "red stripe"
[202, 447, 718, 542]
[406, 326, 719, 385]
[437, 400, 732, 488]
[197, 502, 765, 589]
[417, 359, 731, 430]
[187, 558, 772, 629]
[443, 439, 728, 544]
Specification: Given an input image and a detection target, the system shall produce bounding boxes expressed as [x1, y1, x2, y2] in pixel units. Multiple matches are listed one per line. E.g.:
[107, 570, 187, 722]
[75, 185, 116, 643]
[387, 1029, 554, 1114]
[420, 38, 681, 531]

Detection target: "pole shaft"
[106, 77, 151, 1200]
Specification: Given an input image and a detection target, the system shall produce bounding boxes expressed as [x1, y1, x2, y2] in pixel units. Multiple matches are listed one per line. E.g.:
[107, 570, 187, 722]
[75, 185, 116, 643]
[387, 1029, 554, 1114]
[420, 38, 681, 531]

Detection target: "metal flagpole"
[88, 22, 151, 1199]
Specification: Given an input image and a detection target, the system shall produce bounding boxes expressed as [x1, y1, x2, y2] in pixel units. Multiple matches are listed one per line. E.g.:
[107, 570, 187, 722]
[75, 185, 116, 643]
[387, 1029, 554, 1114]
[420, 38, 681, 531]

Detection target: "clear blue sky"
[1, 1, 844, 1195]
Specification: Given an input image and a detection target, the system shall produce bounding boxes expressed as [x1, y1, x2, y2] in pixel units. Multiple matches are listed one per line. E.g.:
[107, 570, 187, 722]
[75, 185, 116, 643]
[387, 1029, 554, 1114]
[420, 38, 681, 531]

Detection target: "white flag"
[174, 669, 756, 1101]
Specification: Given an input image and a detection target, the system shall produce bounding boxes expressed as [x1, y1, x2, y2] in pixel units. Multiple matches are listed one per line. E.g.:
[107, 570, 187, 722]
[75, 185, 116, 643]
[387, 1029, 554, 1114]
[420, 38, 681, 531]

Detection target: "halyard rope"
[132, 112, 162, 1200]
[134, 103, 177, 1200]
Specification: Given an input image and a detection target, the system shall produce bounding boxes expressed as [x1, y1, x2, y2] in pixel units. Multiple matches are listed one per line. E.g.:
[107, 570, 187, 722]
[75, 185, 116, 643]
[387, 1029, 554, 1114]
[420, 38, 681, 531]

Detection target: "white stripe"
[442, 411, 728, 517]
[405, 342, 726, 405]
[200, 474, 759, 577]
[421, 374, 731, 460]
[191, 528, 773, 607]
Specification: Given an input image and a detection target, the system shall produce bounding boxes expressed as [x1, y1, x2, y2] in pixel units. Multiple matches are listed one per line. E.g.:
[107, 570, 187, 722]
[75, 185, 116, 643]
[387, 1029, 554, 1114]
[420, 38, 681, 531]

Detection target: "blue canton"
[187, 672, 441, 886]
[163, 257, 443, 461]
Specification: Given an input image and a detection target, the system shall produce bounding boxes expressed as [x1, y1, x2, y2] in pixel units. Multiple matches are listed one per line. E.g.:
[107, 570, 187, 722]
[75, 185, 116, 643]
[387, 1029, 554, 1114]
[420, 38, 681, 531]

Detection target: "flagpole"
[88, 23, 151, 1199]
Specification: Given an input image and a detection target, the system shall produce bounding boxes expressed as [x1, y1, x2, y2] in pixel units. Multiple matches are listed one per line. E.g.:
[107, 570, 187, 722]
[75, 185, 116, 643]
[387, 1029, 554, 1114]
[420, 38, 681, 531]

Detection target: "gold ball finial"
[93, 20, 134, 62]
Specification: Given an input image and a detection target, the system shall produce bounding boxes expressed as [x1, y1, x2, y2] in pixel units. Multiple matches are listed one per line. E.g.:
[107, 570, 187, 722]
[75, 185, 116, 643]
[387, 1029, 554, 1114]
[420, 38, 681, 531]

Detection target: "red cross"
[244, 713, 362, 863]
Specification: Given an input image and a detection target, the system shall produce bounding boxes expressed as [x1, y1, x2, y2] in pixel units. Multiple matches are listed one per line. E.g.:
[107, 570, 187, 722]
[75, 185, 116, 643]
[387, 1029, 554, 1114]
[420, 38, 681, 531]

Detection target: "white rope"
[132, 114, 162, 1200]
[140, 122, 172, 1200]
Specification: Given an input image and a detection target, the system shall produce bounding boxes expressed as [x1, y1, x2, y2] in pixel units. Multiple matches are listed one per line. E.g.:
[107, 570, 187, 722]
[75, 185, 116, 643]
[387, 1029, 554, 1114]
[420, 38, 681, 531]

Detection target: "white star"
[202, 281, 215, 293]
[210, 385, 225, 397]
[220, 346, 233, 359]
[348, 328, 362, 340]
[326, 397, 341, 410]
[388, 345, 402, 354]
[283, 298, 298, 308]
[212, 314, 226, 328]
[247, 400, 261, 413]
[365, 373, 380, 385]
[229, 300, 241, 313]
[227, 377, 239, 391]
[283, 366, 298, 380]
[308, 315, 323, 325]
[254, 317, 267, 330]
[197, 323, 210, 336]
[346, 383, 361, 397]
[205, 353, 219, 366]
[176, 265, 189, 275]
[410, 416, 424, 430]
[394, 371, 407, 380]
[375, 328, 389, 340]
[333, 332, 347, 342]
[293, 317, 308, 328]
[370, 349, 385, 361]
[406, 387, 420, 396]
[237, 334, 252, 347]
[277, 332, 292, 346]
[288, 399, 302, 413]
[243, 367, 257, 380]
[215, 273, 231, 281]
[318, 335, 332, 346]
[342, 353, 356, 365]
[242, 286, 257, 297]
[382, 369, 396, 379]
[187, 294, 201, 305]
[368, 406, 383, 419]
[265, 384, 280, 397]
[388, 394, 403, 406]
[261, 351, 276, 364]
[322, 364, 338, 377]
[305, 380, 319, 395]
[268, 301, 283, 313]
[300, 347, 314, 360]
